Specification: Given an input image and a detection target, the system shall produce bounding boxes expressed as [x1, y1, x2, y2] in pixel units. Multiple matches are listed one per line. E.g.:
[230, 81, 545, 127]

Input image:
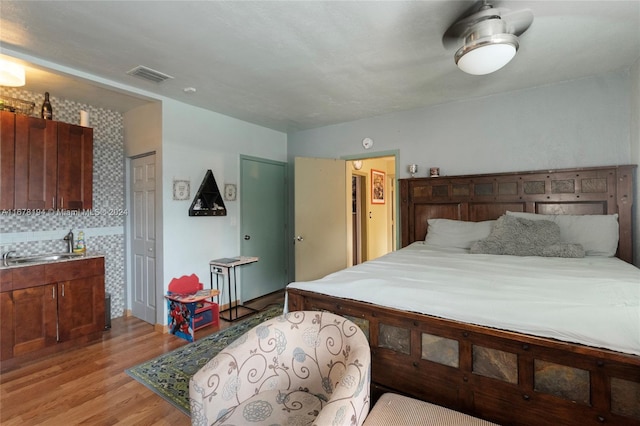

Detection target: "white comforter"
[287, 242, 640, 356]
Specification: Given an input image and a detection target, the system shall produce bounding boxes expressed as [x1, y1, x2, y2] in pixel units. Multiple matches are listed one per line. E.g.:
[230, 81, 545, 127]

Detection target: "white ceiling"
[1, 1, 639, 133]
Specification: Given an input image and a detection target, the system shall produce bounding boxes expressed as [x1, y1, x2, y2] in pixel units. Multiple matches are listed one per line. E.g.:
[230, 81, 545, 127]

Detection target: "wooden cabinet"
[1, 112, 93, 211]
[0, 269, 15, 360]
[0, 257, 105, 367]
[50, 263, 104, 342]
[56, 122, 93, 210]
[10, 283, 58, 357]
[14, 114, 57, 210]
[0, 111, 16, 210]
[56, 276, 104, 341]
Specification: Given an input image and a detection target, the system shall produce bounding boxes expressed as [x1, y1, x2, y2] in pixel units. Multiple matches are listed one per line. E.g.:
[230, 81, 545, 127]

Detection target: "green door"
[240, 156, 288, 302]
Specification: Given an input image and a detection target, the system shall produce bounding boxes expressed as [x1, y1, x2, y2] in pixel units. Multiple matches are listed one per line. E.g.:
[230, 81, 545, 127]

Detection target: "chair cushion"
[213, 389, 322, 425]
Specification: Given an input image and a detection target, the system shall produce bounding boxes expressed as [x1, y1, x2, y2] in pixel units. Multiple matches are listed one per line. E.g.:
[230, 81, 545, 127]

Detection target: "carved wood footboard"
[287, 288, 640, 426]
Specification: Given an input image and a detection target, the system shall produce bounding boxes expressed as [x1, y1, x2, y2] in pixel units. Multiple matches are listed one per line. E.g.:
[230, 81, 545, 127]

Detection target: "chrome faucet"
[2, 250, 16, 265]
[64, 230, 74, 253]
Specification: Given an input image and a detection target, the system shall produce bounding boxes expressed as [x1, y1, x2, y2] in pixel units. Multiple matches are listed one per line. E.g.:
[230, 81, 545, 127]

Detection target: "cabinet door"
[14, 115, 57, 210]
[0, 291, 14, 360]
[57, 275, 105, 341]
[57, 123, 93, 210]
[11, 284, 58, 356]
[0, 111, 16, 210]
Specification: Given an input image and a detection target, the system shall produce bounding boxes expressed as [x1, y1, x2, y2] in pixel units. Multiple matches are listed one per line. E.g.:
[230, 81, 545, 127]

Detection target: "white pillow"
[505, 211, 619, 257]
[425, 219, 495, 249]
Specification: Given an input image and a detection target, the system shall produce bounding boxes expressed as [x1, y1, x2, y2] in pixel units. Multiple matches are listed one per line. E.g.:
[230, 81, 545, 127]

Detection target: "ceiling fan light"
[0, 59, 26, 87]
[455, 34, 519, 75]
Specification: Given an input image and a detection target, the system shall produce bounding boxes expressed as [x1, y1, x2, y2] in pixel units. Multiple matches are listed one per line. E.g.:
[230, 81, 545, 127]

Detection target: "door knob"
[294, 236, 304, 242]
[244, 235, 251, 240]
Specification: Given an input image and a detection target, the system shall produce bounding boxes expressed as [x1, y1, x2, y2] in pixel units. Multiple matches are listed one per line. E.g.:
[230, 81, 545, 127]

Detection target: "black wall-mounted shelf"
[189, 169, 227, 216]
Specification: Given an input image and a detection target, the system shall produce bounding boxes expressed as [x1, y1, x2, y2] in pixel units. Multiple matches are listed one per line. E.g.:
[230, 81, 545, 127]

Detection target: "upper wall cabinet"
[1, 112, 93, 211]
[13, 114, 57, 210]
[0, 111, 16, 210]
[56, 122, 93, 210]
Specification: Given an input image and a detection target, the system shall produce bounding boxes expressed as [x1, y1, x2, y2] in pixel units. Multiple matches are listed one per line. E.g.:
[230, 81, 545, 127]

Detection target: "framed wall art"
[173, 179, 190, 200]
[371, 169, 385, 204]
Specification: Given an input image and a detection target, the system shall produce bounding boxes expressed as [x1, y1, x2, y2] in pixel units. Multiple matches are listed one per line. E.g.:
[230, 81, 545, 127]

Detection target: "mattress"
[287, 242, 640, 356]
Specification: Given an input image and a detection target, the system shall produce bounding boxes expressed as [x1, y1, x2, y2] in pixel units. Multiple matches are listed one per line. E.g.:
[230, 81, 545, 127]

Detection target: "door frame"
[125, 151, 160, 324]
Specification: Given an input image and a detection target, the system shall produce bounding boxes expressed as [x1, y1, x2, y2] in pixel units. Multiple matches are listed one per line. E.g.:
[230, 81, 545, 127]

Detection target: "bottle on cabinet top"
[74, 230, 86, 253]
[41, 92, 52, 120]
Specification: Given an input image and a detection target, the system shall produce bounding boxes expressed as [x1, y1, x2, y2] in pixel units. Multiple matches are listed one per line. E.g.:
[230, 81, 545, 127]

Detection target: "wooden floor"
[0, 291, 284, 425]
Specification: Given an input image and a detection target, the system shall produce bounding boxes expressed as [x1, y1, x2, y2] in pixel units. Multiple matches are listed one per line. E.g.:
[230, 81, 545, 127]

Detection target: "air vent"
[126, 65, 174, 83]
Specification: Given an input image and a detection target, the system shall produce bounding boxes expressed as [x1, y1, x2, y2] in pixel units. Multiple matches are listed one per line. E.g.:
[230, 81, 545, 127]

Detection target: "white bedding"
[287, 242, 640, 356]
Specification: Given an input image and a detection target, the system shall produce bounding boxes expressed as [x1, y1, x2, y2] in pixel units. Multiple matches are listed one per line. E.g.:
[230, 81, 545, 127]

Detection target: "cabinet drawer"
[45, 257, 104, 283]
[12, 265, 46, 291]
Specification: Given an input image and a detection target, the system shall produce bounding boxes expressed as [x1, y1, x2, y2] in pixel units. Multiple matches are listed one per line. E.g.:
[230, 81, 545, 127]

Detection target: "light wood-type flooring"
[0, 291, 284, 425]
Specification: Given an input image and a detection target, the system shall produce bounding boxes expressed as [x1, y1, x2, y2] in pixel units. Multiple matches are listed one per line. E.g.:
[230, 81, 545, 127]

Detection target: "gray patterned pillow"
[542, 243, 585, 258]
[470, 215, 584, 258]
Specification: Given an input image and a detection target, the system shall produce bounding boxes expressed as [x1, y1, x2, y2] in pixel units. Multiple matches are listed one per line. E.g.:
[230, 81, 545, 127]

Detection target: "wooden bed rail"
[288, 288, 640, 426]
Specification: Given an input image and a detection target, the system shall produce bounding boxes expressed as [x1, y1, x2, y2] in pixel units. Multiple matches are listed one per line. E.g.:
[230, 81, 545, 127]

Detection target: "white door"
[294, 157, 348, 282]
[130, 154, 156, 324]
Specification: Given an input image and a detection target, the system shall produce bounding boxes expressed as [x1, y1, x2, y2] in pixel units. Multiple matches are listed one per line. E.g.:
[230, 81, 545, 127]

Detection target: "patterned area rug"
[126, 304, 283, 415]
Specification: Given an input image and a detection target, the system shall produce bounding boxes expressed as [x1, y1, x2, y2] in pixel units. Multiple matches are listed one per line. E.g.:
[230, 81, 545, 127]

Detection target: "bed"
[287, 165, 639, 426]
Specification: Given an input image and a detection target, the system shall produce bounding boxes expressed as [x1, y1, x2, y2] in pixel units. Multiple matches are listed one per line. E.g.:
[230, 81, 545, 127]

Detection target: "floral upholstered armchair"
[189, 310, 371, 426]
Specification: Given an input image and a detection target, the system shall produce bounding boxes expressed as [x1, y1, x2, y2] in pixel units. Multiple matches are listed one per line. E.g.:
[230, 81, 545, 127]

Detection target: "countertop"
[0, 251, 105, 269]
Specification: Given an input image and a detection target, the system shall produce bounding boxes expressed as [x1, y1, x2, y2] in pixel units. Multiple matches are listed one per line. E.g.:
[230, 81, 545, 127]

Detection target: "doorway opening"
[128, 152, 157, 325]
[352, 173, 367, 265]
[346, 154, 396, 265]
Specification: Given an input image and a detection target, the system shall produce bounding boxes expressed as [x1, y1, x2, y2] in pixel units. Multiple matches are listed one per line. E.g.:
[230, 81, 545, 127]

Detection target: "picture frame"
[172, 179, 190, 200]
[224, 183, 237, 201]
[371, 169, 385, 204]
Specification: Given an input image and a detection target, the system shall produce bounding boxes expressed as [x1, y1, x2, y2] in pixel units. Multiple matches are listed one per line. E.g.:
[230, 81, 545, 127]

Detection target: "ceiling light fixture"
[0, 58, 26, 87]
[454, 16, 518, 75]
[443, 2, 533, 76]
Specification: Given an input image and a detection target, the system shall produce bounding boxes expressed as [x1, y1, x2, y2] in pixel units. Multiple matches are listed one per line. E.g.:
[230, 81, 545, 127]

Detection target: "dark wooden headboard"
[399, 165, 636, 263]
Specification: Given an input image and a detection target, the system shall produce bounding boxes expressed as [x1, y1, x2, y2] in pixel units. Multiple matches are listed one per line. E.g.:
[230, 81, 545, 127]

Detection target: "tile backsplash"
[1, 88, 126, 318]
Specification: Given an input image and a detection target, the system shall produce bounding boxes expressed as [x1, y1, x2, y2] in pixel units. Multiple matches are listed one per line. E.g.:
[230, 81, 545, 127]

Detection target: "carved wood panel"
[400, 165, 636, 263]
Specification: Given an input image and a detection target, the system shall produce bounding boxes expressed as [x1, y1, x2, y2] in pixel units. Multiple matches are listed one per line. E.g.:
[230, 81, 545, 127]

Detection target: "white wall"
[160, 99, 287, 319]
[123, 102, 163, 157]
[288, 70, 631, 177]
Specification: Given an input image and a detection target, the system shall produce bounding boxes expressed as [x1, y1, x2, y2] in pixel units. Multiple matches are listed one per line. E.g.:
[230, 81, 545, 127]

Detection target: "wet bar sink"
[3, 252, 85, 266]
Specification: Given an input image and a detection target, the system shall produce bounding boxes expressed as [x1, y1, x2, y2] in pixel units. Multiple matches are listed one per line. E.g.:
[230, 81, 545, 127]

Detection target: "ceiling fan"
[443, 1, 534, 75]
